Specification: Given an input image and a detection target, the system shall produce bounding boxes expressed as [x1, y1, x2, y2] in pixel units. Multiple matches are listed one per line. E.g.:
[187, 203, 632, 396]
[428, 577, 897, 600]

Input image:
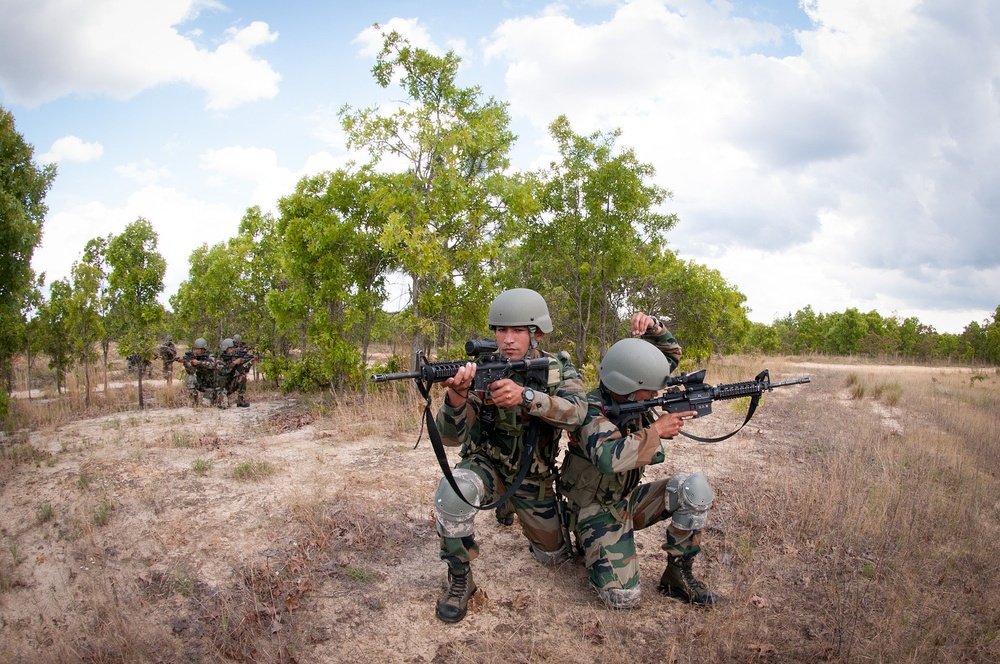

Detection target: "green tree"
[0, 106, 56, 398]
[170, 242, 240, 347]
[513, 115, 676, 366]
[271, 168, 392, 393]
[80, 237, 114, 392]
[37, 278, 73, 394]
[636, 252, 749, 361]
[106, 218, 166, 409]
[67, 259, 105, 407]
[341, 28, 524, 363]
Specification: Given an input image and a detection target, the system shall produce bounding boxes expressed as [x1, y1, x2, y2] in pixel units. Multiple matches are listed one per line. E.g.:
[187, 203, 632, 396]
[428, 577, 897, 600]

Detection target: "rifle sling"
[416, 376, 537, 511]
[679, 392, 762, 443]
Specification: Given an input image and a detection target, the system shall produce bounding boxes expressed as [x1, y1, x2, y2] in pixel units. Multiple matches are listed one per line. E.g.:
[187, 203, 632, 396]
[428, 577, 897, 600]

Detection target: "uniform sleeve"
[575, 393, 665, 475]
[523, 352, 588, 430]
[434, 393, 482, 448]
[644, 327, 683, 372]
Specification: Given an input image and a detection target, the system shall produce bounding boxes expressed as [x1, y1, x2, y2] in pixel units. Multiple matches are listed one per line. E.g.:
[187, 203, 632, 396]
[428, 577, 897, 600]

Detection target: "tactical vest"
[462, 350, 568, 483]
[562, 388, 657, 509]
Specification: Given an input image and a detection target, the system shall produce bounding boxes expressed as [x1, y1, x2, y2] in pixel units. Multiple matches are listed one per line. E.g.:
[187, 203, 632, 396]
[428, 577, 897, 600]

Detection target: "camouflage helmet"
[487, 288, 552, 333]
[165, 334, 172, 343]
[233, 334, 242, 343]
[194, 337, 209, 350]
[221, 338, 235, 351]
[599, 338, 672, 395]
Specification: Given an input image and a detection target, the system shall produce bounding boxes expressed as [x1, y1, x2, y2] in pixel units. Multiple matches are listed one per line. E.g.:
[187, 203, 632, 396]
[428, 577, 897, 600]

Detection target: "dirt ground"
[0, 361, 979, 662]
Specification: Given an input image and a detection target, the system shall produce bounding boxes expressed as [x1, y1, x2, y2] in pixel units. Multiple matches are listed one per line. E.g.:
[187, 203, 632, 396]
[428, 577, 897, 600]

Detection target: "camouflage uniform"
[179, 340, 223, 407]
[219, 339, 251, 407]
[158, 338, 177, 382]
[435, 348, 586, 566]
[432, 288, 587, 623]
[562, 327, 716, 608]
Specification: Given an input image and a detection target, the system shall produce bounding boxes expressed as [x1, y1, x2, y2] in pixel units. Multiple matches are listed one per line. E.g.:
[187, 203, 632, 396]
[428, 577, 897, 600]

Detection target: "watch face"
[523, 388, 535, 403]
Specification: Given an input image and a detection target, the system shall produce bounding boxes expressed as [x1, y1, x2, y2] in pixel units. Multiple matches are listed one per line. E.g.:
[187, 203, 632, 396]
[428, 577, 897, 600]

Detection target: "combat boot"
[436, 564, 476, 623]
[658, 554, 717, 606]
[237, 394, 249, 408]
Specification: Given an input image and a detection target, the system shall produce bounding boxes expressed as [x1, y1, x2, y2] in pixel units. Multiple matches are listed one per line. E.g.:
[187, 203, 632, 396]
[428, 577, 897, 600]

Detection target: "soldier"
[561, 313, 717, 610]
[433, 288, 588, 623]
[218, 338, 251, 408]
[178, 337, 223, 407]
[158, 335, 177, 384]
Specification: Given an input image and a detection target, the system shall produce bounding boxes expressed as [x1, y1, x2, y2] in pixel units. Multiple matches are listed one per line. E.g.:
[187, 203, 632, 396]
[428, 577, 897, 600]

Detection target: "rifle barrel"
[370, 370, 422, 383]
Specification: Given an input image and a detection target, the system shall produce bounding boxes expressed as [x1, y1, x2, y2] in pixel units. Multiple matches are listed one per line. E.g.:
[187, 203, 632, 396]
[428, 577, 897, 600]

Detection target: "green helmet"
[221, 338, 234, 351]
[194, 337, 208, 350]
[233, 334, 242, 343]
[165, 334, 172, 343]
[487, 288, 552, 333]
[599, 338, 672, 395]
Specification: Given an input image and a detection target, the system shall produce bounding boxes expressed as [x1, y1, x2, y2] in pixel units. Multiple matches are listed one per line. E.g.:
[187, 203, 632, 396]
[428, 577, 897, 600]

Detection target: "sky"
[1, 0, 998, 335]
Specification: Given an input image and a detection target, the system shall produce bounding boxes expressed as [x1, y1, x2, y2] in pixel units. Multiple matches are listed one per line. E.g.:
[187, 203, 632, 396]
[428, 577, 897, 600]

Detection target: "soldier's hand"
[631, 312, 661, 336]
[443, 362, 476, 406]
[652, 410, 698, 439]
[487, 378, 524, 409]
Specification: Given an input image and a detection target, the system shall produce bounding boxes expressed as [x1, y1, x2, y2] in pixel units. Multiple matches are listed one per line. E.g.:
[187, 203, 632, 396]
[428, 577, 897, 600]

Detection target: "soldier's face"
[494, 326, 540, 359]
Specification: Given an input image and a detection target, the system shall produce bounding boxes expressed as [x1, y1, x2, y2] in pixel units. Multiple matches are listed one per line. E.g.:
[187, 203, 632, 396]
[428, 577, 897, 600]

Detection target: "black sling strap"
[678, 392, 763, 443]
[415, 375, 539, 511]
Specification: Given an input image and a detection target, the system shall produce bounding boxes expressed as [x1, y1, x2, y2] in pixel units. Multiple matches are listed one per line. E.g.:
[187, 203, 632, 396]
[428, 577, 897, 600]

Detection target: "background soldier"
[433, 288, 587, 623]
[178, 337, 223, 407]
[158, 335, 177, 384]
[219, 338, 251, 407]
[561, 313, 717, 610]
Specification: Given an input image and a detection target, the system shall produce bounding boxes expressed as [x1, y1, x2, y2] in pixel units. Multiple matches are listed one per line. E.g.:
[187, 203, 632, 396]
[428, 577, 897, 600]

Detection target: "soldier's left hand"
[631, 312, 660, 336]
[488, 378, 526, 408]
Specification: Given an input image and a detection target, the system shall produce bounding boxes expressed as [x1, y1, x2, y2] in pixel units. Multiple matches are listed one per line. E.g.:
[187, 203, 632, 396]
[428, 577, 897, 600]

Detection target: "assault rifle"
[370, 339, 549, 392]
[604, 368, 811, 443]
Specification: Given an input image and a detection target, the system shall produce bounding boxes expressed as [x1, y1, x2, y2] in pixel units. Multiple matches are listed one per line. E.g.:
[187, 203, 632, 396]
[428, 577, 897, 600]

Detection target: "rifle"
[604, 368, 811, 443]
[370, 339, 550, 392]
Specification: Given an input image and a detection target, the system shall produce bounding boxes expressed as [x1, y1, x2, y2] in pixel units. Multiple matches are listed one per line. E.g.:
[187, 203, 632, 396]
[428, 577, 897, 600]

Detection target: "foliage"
[37, 277, 73, 393]
[341, 28, 528, 360]
[745, 304, 1000, 365]
[0, 107, 56, 392]
[510, 115, 678, 366]
[106, 218, 166, 408]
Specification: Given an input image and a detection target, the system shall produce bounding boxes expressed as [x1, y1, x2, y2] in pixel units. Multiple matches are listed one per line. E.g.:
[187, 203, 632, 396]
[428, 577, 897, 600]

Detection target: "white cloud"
[38, 135, 104, 163]
[480, 0, 1000, 332]
[0, 0, 280, 110]
[115, 160, 172, 185]
[354, 17, 442, 58]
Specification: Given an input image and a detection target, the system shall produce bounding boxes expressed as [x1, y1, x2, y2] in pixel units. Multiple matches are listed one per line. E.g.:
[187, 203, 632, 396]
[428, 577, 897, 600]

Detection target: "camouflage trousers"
[573, 478, 703, 593]
[440, 455, 565, 567]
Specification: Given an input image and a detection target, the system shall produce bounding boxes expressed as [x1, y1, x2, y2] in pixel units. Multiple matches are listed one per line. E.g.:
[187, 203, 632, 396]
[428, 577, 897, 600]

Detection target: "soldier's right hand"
[652, 410, 698, 439]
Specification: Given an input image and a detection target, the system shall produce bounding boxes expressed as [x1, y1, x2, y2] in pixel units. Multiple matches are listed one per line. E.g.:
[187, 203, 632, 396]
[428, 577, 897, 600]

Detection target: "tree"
[106, 218, 166, 409]
[635, 251, 749, 361]
[0, 106, 56, 398]
[271, 168, 393, 393]
[67, 258, 105, 407]
[341, 28, 525, 363]
[512, 115, 676, 366]
[80, 237, 114, 393]
[37, 277, 73, 394]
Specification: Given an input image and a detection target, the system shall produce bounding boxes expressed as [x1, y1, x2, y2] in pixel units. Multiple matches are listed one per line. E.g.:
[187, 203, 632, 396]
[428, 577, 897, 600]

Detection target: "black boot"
[436, 564, 476, 623]
[658, 554, 717, 606]
[237, 394, 249, 408]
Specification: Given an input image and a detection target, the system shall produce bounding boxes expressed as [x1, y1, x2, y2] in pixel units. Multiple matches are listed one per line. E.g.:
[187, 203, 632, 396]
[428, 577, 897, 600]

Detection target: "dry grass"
[2, 356, 998, 662]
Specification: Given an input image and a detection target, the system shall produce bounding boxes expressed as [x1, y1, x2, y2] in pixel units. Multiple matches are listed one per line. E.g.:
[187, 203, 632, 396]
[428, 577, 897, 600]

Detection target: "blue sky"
[1, 0, 997, 334]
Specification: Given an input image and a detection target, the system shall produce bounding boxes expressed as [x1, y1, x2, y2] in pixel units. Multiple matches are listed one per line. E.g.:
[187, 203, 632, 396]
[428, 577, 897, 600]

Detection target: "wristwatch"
[521, 388, 536, 407]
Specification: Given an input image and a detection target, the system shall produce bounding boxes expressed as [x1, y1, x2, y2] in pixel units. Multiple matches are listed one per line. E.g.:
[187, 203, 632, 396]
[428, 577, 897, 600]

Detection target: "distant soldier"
[126, 353, 153, 378]
[218, 338, 252, 408]
[178, 337, 223, 407]
[158, 335, 177, 384]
